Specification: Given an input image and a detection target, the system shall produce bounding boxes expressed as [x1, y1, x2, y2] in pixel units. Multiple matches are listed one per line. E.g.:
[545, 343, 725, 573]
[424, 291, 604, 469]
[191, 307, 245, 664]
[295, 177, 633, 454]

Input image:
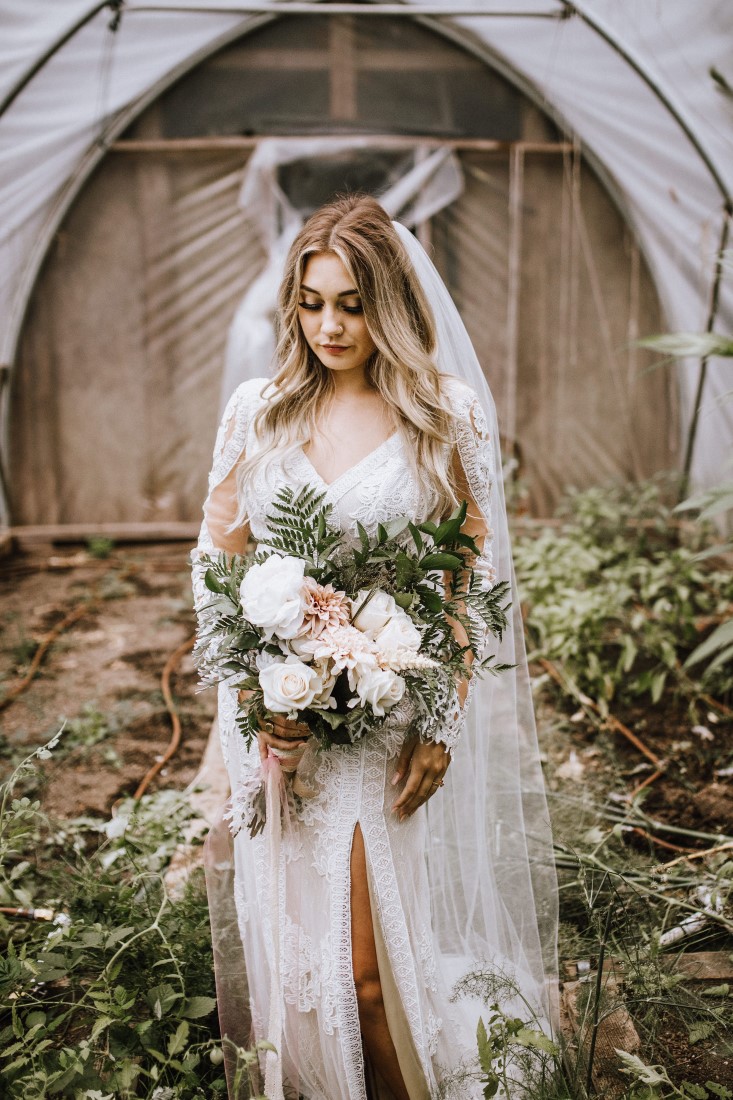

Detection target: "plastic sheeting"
[1, 0, 732, 525]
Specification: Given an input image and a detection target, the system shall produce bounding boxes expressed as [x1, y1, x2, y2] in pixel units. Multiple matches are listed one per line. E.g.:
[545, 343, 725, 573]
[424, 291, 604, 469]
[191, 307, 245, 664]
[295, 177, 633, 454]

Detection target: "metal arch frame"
[2, 0, 730, 208]
[0, 9, 274, 525]
[0, 2, 117, 119]
[0, 0, 673, 372]
[1, 0, 731, 521]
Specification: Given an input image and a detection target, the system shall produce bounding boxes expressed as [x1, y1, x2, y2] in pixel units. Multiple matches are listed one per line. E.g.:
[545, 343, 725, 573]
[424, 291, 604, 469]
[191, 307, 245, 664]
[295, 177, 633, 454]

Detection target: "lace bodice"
[247, 426, 436, 547]
[197, 374, 494, 534]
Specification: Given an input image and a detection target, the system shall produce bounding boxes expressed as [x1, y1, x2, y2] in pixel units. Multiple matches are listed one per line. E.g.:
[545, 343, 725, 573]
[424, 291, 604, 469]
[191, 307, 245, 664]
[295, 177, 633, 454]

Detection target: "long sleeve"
[429, 382, 497, 752]
[190, 380, 261, 619]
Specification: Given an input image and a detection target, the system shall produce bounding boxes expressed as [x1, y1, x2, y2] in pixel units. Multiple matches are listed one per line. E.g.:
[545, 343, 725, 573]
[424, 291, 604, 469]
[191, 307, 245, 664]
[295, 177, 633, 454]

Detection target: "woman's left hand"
[391, 738, 450, 821]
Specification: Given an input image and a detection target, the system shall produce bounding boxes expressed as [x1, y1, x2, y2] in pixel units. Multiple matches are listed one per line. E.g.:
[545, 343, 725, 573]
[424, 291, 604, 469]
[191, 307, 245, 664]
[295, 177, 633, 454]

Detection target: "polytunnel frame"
[1, 0, 730, 527]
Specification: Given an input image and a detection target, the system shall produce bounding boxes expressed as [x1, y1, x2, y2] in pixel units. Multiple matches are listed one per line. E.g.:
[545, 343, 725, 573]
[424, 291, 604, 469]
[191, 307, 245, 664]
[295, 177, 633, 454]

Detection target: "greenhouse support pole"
[0, 2, 122, 119]
[0, 368, 9, 528]
[682, 208, 732, 494]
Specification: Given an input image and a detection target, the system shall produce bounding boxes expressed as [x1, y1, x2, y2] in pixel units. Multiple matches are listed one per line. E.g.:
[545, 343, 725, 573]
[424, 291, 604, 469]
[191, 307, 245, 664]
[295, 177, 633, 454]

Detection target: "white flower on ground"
[240, 554, 306, 640]
[259, 656, 322, 714]
[350, 589, 397, 636]
[351, 665, 406, 716]
[374, 610, 422, 655]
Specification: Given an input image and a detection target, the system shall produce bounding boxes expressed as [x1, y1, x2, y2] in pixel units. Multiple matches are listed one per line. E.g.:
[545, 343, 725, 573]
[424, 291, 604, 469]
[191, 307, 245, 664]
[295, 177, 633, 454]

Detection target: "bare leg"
[351, 824, 410, 1100]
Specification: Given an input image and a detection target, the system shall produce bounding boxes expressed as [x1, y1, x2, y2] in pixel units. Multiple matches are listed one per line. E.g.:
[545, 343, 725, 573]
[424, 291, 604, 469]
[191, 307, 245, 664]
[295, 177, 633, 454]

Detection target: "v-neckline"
[299, 431, 401, 491]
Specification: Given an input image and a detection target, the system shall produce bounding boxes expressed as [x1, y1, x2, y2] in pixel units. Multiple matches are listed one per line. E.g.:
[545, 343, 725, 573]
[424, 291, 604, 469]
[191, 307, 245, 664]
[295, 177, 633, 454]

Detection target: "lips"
[321, 344, 349, 351]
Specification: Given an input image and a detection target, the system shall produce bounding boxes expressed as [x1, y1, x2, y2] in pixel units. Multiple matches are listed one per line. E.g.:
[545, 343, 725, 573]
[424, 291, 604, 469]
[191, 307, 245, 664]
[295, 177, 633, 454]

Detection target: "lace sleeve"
[190, 380, 261, 617]
[429, 385, 497, 753]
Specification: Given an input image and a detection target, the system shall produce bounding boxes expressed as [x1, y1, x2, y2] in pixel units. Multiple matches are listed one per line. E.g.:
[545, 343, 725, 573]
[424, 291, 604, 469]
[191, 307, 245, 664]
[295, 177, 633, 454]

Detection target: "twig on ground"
[133, 635, 195, 800]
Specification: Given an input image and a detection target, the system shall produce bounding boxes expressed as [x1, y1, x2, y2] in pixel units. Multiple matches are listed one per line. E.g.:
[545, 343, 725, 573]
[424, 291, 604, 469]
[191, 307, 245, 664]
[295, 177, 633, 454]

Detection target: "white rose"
[240, 554, 306, 640]
[374, 609, 422, 654]
[353, 666, 406, 717]
[350, 589, 397, 637]
[259, 657, 320, 714]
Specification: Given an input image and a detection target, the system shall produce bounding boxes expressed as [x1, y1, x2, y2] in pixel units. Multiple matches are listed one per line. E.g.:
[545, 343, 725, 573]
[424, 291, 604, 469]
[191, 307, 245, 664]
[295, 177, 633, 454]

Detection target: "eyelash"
[298, 302, 363, 314]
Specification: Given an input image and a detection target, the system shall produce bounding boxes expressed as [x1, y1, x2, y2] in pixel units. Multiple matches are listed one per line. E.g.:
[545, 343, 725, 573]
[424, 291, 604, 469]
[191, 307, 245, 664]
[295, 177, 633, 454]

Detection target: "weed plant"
[0, 738, 243, 1099]
[513, 479, 733, 714]
[554, 823, 732, 1098]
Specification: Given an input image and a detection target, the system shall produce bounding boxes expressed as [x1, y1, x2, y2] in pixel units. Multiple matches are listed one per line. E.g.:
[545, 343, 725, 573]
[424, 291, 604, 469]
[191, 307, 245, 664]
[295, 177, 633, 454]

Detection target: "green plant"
[437, 968, 566, 1099]
[553, 824, 733, 1099]
[617, 1049, 733, 1099]
[514, 480, 733, 712]
[639, 316, 733, 675]
[0, 737, 267, 1099]
[85, 537, 116, 560]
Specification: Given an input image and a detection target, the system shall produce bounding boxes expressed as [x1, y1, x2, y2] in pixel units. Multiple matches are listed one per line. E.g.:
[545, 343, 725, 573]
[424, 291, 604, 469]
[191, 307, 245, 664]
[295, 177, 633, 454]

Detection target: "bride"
[191, 194, 557, 1100]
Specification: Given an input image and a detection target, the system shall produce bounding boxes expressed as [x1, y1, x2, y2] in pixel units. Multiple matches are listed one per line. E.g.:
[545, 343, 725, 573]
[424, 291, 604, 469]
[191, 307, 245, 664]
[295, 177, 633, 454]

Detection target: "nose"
[321, 306, 343, 338]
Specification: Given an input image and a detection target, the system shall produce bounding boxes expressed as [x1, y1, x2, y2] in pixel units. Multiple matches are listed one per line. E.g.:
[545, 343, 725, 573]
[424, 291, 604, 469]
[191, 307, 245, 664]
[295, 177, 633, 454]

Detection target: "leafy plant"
[0, 738, 264, 1099]
[86, 537, 116, 560]
[617, 1049, 733, 1099]
[513, 480, 733, 711]
[639, 314, 733, 675]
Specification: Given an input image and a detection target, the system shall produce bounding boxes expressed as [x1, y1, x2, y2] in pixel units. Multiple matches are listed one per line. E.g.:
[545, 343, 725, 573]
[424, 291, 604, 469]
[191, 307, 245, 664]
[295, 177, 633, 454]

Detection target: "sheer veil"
[392, 222, 559, 1028]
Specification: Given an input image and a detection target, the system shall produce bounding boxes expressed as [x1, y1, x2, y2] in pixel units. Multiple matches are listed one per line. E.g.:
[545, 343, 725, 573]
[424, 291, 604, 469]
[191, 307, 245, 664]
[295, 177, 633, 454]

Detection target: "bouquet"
[193, 485, 511, 835]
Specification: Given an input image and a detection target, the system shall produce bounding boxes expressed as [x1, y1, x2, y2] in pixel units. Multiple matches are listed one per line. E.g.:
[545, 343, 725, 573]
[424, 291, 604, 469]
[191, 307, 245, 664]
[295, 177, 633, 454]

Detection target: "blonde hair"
[233, 194, 459, 526]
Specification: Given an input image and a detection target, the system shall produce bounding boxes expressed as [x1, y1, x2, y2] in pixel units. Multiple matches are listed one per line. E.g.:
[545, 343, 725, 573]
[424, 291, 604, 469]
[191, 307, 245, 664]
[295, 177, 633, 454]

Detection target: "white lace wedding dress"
[192, 376, 546, 1100]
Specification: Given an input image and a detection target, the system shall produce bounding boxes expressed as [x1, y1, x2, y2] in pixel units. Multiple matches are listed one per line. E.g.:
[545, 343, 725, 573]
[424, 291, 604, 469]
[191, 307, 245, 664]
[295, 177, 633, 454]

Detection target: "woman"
[192, 195, 557, 1100]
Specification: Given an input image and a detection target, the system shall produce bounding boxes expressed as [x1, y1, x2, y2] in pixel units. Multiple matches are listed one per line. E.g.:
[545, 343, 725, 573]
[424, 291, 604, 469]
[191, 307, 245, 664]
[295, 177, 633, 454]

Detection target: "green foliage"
[617, 1049, 733, 1099]
[513, 480, 733, 710]
[259, 483, 344, 574]
[0, 741, 256, 1099]
[675, 484, 733, 669]
[85, 537, 116, 560]
[552, 842, 733, 1100]
[438, 967, 566, 1100]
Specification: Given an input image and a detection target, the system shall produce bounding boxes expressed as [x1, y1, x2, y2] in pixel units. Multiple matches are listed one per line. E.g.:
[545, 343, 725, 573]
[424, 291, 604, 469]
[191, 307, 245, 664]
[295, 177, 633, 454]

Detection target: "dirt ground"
[0, 541, 217, 815]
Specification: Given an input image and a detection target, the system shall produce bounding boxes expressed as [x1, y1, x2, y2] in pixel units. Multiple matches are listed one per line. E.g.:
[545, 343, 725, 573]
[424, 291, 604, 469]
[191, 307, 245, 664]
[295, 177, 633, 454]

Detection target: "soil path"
[1, 542, 217, 816]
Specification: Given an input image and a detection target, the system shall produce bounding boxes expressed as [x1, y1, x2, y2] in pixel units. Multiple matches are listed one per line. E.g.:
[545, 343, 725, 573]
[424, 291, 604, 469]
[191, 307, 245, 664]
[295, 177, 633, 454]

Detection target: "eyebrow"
[300, 285, 360, 298]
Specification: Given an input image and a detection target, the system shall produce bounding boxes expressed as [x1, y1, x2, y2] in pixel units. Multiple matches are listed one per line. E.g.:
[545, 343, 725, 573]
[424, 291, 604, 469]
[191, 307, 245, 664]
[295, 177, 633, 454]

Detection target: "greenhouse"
[1, 4, 732, 1100]
[1, 0, 731, 528]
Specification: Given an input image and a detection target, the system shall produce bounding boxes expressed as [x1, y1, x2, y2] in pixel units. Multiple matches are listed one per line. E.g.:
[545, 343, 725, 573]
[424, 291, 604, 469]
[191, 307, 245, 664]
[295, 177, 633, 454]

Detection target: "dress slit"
[363, 852, 432, 1100]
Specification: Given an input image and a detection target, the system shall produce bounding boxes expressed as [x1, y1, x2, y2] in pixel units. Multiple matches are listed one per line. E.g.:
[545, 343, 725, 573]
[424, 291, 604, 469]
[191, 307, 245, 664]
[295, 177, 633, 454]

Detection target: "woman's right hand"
[238, 689, 310, 763]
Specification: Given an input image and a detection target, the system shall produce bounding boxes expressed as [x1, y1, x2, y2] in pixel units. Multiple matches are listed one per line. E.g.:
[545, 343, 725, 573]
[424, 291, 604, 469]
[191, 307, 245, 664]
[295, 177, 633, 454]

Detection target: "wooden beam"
[110, 136, 575, 153]
[9, 522, 200, 546]
[128, 4, 563, 18]
[208, 47, 485, 70]
[329, 15, 357, 122]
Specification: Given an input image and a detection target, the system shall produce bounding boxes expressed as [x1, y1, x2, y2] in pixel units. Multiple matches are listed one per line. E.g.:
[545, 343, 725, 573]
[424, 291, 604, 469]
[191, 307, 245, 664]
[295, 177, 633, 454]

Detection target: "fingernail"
[391, 773, 400, 786]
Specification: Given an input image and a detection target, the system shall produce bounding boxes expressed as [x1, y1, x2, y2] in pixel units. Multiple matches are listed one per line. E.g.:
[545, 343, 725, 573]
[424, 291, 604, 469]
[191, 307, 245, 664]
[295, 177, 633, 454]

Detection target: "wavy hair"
[232, 194, 460, 527]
